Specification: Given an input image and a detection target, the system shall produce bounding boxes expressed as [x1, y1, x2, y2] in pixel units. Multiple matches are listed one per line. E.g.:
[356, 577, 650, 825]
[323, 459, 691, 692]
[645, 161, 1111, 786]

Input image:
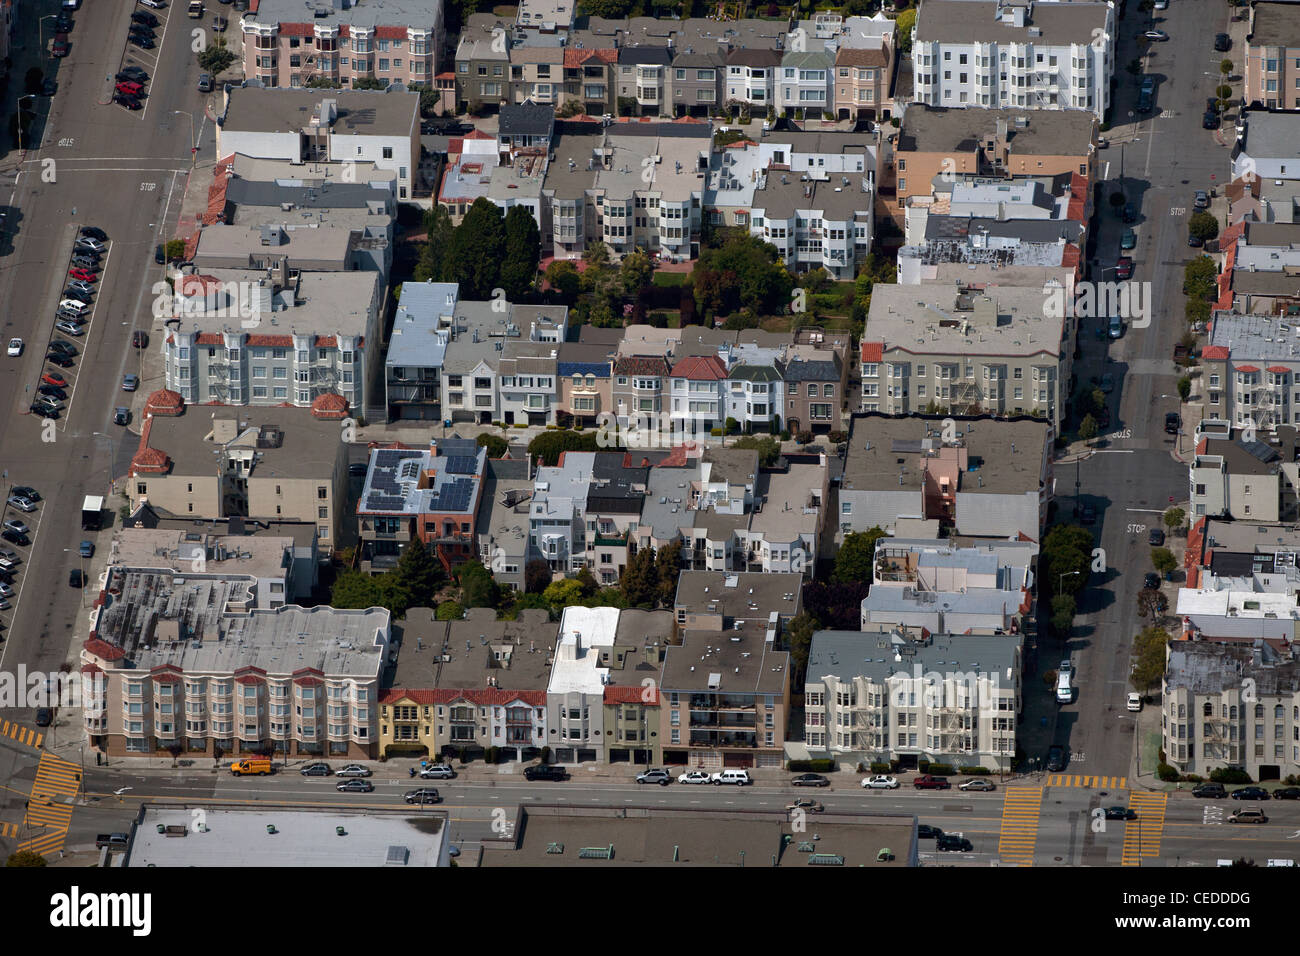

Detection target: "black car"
[1231, 786, 1270, 800]
[35, 708, 52, 727]
[62, 288, 92, 302]
[1104, 806, 1137, 821]
[26, 406, 57, 423]
[129, 34, 156, 49]
[55, 14, 73, 31]
[113, 94, 143, 111]
[37, 385, 67, 400]
[1193, 782, 1227, 799]
[791, 773, 830, 788]
[336, 779, 374, 793]
[404, 788, 441, 804]
[936, 834, 973, 852]
[299, 762, 332, 776]
[1273, 787, 1300, 800]
[1046, 744, 1067, 773]
[10, 486, 38, 502]
[523, 764, 569, 781]
[1165, 412, 1180, 435]
[68, 569, 83, 588]
[1079, 504, 1097, 525]
[48, 341, 77, 355]
[131, 11, 159, 26]
[1148, 528, 1165, 547]
[1188, 233, 1205, 247]
[1144, 572, 1161, 590]
[46, 353, 75, 368]
[2, 528, 30, 545]
[41, 79, 58, 96]
[917, 824, 944, 839]
[116, 67, 149, 83]
[1203, 111, 1220, 130]
[1214, 33, 1231, 52]
[155, 243, 166, 264]
[1122, 202, 1137, 224]
[79, 226, 108, 241]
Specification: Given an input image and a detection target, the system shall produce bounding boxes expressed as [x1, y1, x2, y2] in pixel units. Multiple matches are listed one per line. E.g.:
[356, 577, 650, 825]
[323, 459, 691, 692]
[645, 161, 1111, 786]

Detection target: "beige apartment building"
[1245, 2, 1300, 110]
[860, 281, 1073, 433]
[240, 0, 443, 92]
[834, 46, 892, 120]
[128, 405, 349, 553]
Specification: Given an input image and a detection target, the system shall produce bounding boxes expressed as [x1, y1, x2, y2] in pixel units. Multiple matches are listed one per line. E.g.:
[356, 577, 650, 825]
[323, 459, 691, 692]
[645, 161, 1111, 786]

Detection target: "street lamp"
[1058, 570, 1081, 594]
[38, 14, 58, 58]
[173, 110, 197, 161]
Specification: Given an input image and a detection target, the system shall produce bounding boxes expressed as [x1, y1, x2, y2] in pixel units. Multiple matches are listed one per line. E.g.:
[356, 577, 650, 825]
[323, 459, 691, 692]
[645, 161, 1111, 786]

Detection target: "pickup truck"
[96, 832, 129, 850]
[913, 774, 951, 790]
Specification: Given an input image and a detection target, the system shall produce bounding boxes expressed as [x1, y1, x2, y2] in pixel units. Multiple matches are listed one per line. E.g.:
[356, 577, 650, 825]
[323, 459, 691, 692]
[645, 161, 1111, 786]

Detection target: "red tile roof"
[1202, 345, 1230, 360]
[246, 333, 294, 347]
[1235, 364, 1261, 373]
[564, 47, 617, 68]
[375, 25, 408, 40]
[311, 393, 350, 419]
[1185, 517, 1207, 569]
[1268, 366, 1291, 374]
[614, 355, 670, 376]
[670, 354, 727, 380]
[280, 22, 313, 37]
[861, 341, 883, 363]
[196, 332, 223, 345]
[604, 685, 658, 705]
[1061, 242, 1081, 269]
[83, 638, 126, 661]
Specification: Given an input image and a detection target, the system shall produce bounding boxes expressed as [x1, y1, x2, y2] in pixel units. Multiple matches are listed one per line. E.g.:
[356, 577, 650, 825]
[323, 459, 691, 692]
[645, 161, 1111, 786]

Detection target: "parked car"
[1143, 29, 1168, 41]
[1194, 190, 1210, 210]
[1127, 693, 1143, 712]
[1144, 572, 1161, 590]
[1228, 808, 1268, 823]
[1214, 33, 1231, 52]
[862, 775, 899, 789]
[1108, 315, 1123, 339]
[0, 583, 14, 597]
[47, 353, 74, 368]
[525, 764, 569, 782]
[678, 770, 711, 785]
[55, 320, 85, 337]
[1203, 110, 1220, 130]
[335, 764, 372, 778]
[68, 569, 83, 588]
[38, 386, 66, 401]
[336, 779, 374, 793]
[710, 769, 751, 786]
[41, 372, 68, 388]
[197, 73, 213, 93]
[1231, 786, 1270, 800]
[299, 762, 331, 776]
[67, 267, 97, 282]
[6, 496, 37, 513]
[1046, 744, 1067, 773]
[115, 81, 144, 97]
[1115, 257, 1134, 280]
[1272, 787, 1300, 800]
[3, 520, 30, 537]
[404, 789, 441, 804]
[1188, 231, 1206, 247]
[52, 36, 69, 57]
[1079, 504, 1097, 525]
[116, 68, 148, 83]
[132, 330, 149, 349]
[71, 255, 101, 270]
[11, 487, 39, 502]
[128, 34, 155, 49]
[1122, 202, 1137, 223]
[1148, 528, 1165, 546]
[1165, 412, 1181, 435]
[917, 824, 944, 839]
[73, 237, 104, 254]
[140, 0, 166, 7]
[1120, 228, 1137, 250]
[0, 528, 29, 545]
[113, 407, 130, 426]
[936, 834, 973, 852]
[959, 778, 996, 791]
[418, 763, 456, 780]
[79, 540, 94, 558]
[131, 11, 159, 26]
[58, 298, 88, 313]
[6, 338, 20, 357]
[791, 773, 830, 788]
[122, 374, 139, 392]
[348, 462, 368, 477]
[64, 284, 93, 300]
[35, 708, 51, 727]
[1104, 806, 1137, 820]
[913, 774, 951, 790]
[636, 768, 672, 786]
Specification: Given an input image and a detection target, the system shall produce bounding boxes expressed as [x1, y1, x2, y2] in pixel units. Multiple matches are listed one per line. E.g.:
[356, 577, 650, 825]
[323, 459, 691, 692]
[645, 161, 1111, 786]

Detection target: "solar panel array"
[364, 449, 423, 512]
[444, 455, 478, 475]
[430, 477, 475, 513]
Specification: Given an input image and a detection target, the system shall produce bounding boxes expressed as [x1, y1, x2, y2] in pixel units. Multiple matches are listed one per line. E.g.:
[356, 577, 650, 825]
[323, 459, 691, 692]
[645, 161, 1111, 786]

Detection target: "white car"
[677, 770, 712, 785]
[6, 338, 21, 357]
[141, 0, 166, 7]
[1127, 692, 1143, 712]
[58, 299, 88, 314]
[862, 774, 900, 789]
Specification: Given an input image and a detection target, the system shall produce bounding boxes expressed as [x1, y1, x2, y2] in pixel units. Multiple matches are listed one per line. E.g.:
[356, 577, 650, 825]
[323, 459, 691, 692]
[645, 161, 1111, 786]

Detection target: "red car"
[913, 774, 952, 790]
[52, 34, 69, 57]
[115, 81, 144, 96]
[68, 267, 98, 282]
[41, 372, 69, 388]
[1115, 256, 1134, 280]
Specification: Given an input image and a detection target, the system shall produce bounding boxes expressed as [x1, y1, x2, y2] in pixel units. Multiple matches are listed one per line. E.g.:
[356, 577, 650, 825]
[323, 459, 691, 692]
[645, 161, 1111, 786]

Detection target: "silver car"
[335, 764, 372, 778]
[2, 519, 30, 536]
[6, 496, 37, 513]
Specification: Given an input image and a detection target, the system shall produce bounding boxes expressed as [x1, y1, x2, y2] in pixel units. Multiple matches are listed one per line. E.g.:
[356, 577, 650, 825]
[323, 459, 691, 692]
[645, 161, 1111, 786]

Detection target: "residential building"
[673, 570, 804, 631]
[1202, 313, 1300, 431]
[82, 591, 390, 758]
[911, 0, 1115, 119]
[1163, 641, 1300, 780]
[747, 453, 830, 575]
[725, 361, 784, 433]
[838, 413, 1053, 541]
[438, 129, 502, 222]
[498, 100, 555, 152]
[668, 50, 725, 117]
[777, 49, 834, 119]
[556, 343, 613, 428]
[127, 405, 349, 553]
[726, 48, 783, 110]
[561, 47, 619, 116]
[1245, 2, 1300, 109]
[455, 15, 512, 113]
[516, 0, 575, 33]
[616, 45, 672, 116]
[216, 89, 421, 200]
[385, 281, 461, 421]
[613, 355, 671, 427]
[782, 356, 844, 432]
[510, 46, 567, 107]
[163, 267, 383, 416]
[834, 45, 892, 120]
[750, 168, 873, 279]
[238, 0, 444, 95]
[381, 607, 554, 760]
[476, 456, 534, 592]
[668, 354, 728, 431]
[356, 439, 487, 574]
[1189, 422, 1300, 522]
[1233, 109, 1300, 184]
[498, 341, 560, 426]
[803, 629, 1022, 771]
[860, 281, 1073, 432]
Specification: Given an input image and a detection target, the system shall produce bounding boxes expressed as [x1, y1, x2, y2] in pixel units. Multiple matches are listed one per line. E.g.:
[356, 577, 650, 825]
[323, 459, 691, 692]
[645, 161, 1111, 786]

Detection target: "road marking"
[1126, 508, 1167, 514]
[1094, 449, 1134, 454]
[0, 721, 42, 750]
[1121, 791, 1168, 866]
[1045, 775, 1128, 790]
[18, 751, 81, 858]
[997, 787, 1043, 867]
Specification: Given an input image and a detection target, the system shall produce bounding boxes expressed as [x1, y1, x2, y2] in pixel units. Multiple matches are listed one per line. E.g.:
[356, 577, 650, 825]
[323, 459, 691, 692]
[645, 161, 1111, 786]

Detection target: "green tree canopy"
[655, 540, 683, 607]
[1151, 547, 1178, 576]
[691, 232, 793, 319]
[394, 542, 443, 608]
[620, 547, 659, 607]
[620, 248, 656, 298]
[5, 851, 47, 867]
[527, 429, 601, 467]
[443, 198, 505, 299]
[833, 528, 886, 585]
[500, 205, 541, 301]
[525, 559, 552, 594]
[1078, 414, 1099, 443]
[785, 613, 818, 685]
[1164, 507, 1186, 531]
[330, 569, 412, 615]
[1183, 255, 1218, 299]
[1130, 626, 1170, 692]
[730, 434, 781, 467]
[543, 577, 587, 610]
[457, 560, 500, 608]
[476, 432, 508, 459]
[435, 600, 464, 621]
[415, 205, 454, 283]
[1188, 212, 1220, 242]
[1043, 524, 1095, 596]
[544, 260, 581, 305]
[895, 8, 917, 56]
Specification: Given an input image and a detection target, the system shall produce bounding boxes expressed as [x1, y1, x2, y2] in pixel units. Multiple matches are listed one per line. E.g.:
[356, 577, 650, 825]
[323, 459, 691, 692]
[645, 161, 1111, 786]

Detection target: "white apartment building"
[911, 0, 1115, 121]
[776, 50, 834, 118]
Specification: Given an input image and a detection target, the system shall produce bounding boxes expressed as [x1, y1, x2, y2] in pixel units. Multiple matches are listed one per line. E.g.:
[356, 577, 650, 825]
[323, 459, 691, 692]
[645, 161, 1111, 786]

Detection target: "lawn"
[652, 272, 687, 288]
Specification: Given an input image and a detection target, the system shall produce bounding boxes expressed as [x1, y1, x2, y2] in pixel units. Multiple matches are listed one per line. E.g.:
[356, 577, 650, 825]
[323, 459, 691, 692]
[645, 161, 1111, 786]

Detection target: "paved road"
[1044, 0, 1229, 783]
[0, 0, 214, 851]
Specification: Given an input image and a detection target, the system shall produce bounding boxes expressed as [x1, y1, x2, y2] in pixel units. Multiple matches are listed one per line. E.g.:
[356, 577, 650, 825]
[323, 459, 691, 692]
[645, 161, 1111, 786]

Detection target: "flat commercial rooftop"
[915, 0, 1109, 45]
[898, 106, 1096, 156]
[142, 407, 343, 481]
[110, 528, 294, 582]
[127, 805, 448, 867]
[223, 87, 419, 139]
[246, 0, 443, 29]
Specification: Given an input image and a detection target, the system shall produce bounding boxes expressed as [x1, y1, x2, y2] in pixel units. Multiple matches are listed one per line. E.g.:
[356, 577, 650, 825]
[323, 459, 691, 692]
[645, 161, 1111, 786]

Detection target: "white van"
[1056, 670, 1073, 704]
[711, 769, 751, 786]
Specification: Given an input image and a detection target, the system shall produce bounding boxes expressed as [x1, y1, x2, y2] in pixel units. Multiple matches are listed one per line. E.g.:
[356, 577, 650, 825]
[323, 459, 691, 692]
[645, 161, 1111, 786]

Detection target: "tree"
[1188, 212, 1220, 242]
[544, 259, 581, 305]
[1177, 375, 1192, 402]
[477, 433, 508, 460]
[443, 198, 505, 299]
[895, 8, 918, 56]
[436, 600, 464, 621]
[1043, 524, 1095, 596]
[786, 613, 818, 684]
[527, 429, 600, 466]
[1185, 297, 1211, 325]
[1136, 586, 1168, 620]
[1220, 59, 1234, 78]
[620, 248, 655, 298]
[1164, 507, 1186, 532]
[543, 577, 587, 610]
[1184, 256, 1218, 299]
[620, 546, 659, 607]
[395, 542, 442, 608]
[582, 240, 611, 271]
[1078, 414, 1099, 444]
[731, 434, 781, 467]
[1050, 593, 1077, 636]
[458, 561, 499, 608]
[414, 205, 454, 283]
[330, 570, 387, 609]
[582, 0, 636, 16]
[1151, 547, 1178, 577]
[833, 528, 885, 585]
[197, 41, 236, 75]
[5, 851, 46, 867]
[691, 232, 793, 320]
[655, 540, 683, 607]
[500, 205, 541, 301]
[525, 559, 552, 594]
[801, 580, 868, 630]
[1130, 626, 1170, 693]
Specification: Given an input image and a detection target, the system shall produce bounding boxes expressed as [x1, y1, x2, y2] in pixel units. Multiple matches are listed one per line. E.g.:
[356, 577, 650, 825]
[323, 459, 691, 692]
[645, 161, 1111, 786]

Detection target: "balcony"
[689, 731, 758, 748]
[689, 712, 757, 729]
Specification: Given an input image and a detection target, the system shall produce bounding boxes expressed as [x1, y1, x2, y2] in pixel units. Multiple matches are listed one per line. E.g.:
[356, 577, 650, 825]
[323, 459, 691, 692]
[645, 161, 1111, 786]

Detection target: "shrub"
[796, 430, 813, 445]
[925, 763, 956, 775]
[788, 758, 836, 772]
[710, 427, 723, 437]
[1183, 774, 1204, 784]
[1210, 767, 1253, 784]
[869, 761, 892, 774]
[828, 430, 848, 443]
[779, 430, 792, 441]
[917, 759, 930, 772]
[1156, 763, 1180, 782]
[957, 766, 992, 775]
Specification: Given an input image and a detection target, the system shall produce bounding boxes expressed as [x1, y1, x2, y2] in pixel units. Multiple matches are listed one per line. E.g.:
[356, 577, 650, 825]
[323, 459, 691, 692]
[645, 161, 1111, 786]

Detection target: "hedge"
[788, 759, 837, 772]
[957, 765, 992, 775]
[869, 761, 892, 774]
[1210, 767, 1253, 784]
[921, 762, 956, 775]
[1156, 763, 1180, 782]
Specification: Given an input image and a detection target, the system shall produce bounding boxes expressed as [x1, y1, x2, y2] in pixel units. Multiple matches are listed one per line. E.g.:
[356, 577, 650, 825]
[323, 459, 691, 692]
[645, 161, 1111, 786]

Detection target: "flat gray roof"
[143, 407, 343, 480]
[1210, 312, 1300, 362]
[1203, 519, 1300, 556]
[915, 0, 1109, 44]
[223, 88, 419, 139]
[673, 570, 803, 621]
[128, 805, 446, 867]
[753, 173, 873, 220]
[1238, 110, 1300, 162]
[1166, 640, 1300, 696]
[807, 629, 1021, 683]
[246, 0, 442, 30]
[392, 607, 557, 691]
[387, 281, 460, 369]
[661, 626, 791, 694]
[1249, 2, 1300, 47]
[171, 268, 380, 338]
[866, 282, 1066, 358]
[899, 106, 1096, 155]
[111, 528, 294, 581]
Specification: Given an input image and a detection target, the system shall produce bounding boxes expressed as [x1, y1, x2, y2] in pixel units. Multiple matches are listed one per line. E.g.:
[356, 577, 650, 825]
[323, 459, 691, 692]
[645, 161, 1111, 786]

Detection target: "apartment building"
[498, 341, 560, 426]
[163, 266, 382, 415]
[239, 0, 444, 94]
[128, 407, 349, 552]
[1163, 640, 1300, 780]
[1226, 222, 1300, 315]
[726, 48, 783, 110]
[803, 629, 1022, 771]
[475, 456, 533, 592]
[216, 89, 421, 201]
[1189, 422, 1300, 523]
[616, 45, 672, 116]
[782, 356, 844, 432]
[556, 343, 613, 427]
[380, 608, 554, 760]
[834, 45, 892, 120]
[455, 15, 512, 112]
[839, 413, 1053, 541]
[83, 592, 390, 759]
[668, 354, 728, 431]
[510, 46, 567, 107]
[516, 0, 575, 33]
[746, 454, 829, 576]
[860, 281, 1072, 432]
[668, 50, 725, 117]
[385, 281, 460, 421]
[1232, 109, 1300, 185]
[750, 167, 873, 280]
[673, 570, 804, 632]
[612, 355, 671, 427]
[1202, 313, 1300, 432]
[888, 106, 1097, 227]
[356, 439, 487, 574]
[1245, 2, 1300, 109]
[911, 0, 1115, 119]
[561, 47, 619, 116]
[777, 50, 834, 119]
[725, 362, 784, 433]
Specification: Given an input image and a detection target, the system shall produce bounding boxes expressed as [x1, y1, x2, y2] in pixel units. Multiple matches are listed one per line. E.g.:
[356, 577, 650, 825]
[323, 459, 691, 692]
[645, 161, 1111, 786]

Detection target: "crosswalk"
[0, 821, 18, 840]
[0, 720, 43, 750]
[997, 786, 1043, 866]
[1120, 791, 1168, 866]
[18, 752, 81, 858]
[1045, 774, 1127, 790]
